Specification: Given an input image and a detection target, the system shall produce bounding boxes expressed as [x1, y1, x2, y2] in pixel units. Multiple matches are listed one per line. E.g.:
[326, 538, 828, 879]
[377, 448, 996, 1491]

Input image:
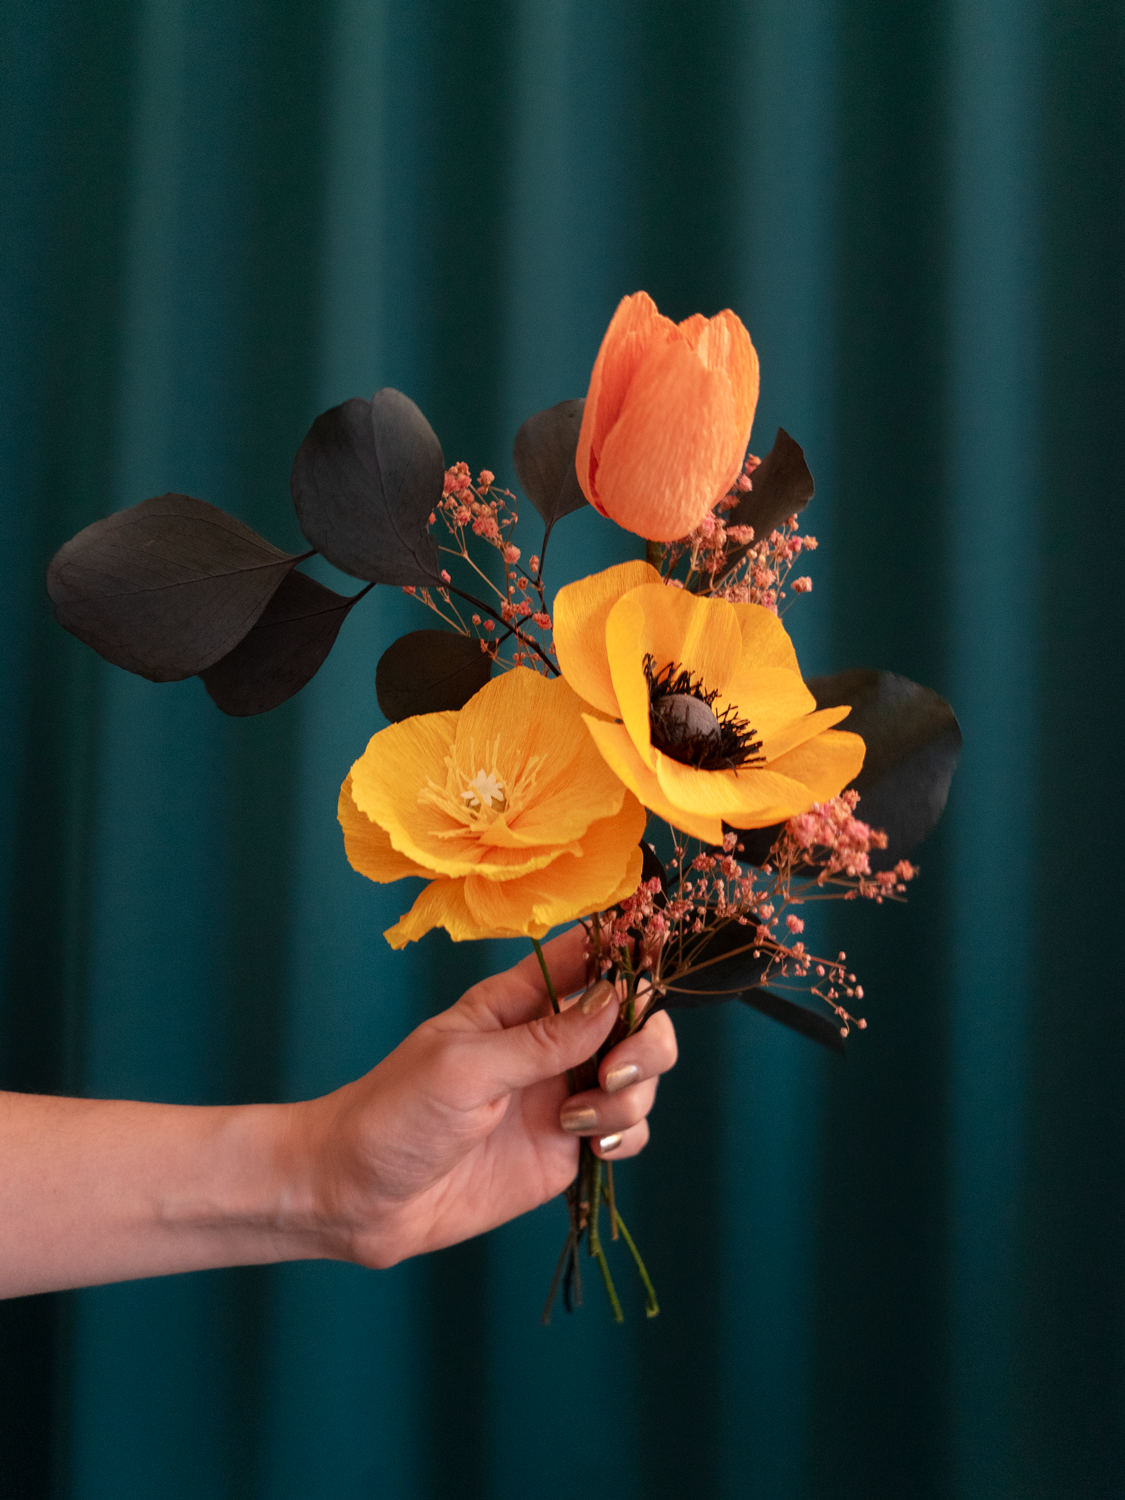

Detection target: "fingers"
[464, 976, 619, 1100]
[599, 1009, 678, 1094]
[556, 1009, 678, 1142]
[591, 1119, 649, 1160]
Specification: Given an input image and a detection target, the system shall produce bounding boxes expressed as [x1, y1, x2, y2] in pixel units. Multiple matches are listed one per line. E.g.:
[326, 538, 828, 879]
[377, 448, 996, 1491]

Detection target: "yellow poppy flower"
[553, 561, 865, 846]
[339, 666, 646, 946]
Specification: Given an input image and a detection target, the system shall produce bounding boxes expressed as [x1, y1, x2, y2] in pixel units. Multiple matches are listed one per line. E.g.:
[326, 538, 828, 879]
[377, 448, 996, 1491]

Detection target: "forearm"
[0, 1091, 331, 1298]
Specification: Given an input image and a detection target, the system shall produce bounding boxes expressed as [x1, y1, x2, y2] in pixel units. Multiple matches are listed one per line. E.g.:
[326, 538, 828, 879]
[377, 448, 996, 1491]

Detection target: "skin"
[0, 926, 677, 1299]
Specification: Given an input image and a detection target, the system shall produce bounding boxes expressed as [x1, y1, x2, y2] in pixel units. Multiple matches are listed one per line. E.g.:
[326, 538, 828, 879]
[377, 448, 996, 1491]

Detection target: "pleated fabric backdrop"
[2, 1, 1123, 1496]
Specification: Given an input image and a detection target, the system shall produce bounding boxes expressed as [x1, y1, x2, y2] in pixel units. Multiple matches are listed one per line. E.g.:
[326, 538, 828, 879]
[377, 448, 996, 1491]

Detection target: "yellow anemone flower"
[553, 561, 865, 846]
[339, 666, 646, 946]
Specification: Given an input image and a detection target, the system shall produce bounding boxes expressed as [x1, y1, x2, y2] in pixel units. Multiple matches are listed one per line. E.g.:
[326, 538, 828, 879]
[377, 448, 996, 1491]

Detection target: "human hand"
[297, 926, 678, 1268]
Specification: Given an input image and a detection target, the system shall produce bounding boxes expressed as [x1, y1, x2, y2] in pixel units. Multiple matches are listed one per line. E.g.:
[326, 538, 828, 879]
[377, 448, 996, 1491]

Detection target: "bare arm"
[0, 927, 677, 1298]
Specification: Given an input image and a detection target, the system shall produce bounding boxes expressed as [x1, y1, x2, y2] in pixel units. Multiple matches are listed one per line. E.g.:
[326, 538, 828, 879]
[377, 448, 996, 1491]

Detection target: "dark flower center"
[644, 655, 765, 771]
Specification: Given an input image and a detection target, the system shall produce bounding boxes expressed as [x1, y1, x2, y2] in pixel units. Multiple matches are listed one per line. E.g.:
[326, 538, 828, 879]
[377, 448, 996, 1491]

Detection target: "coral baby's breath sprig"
[402, 461, 558, 675]
[658, 457, 818, 613]
[580, 794, 911, 1046]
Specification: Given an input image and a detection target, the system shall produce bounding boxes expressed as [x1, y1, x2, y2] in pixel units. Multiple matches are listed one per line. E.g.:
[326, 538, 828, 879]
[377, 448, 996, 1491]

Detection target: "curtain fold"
[2, 1, 1123, 1496]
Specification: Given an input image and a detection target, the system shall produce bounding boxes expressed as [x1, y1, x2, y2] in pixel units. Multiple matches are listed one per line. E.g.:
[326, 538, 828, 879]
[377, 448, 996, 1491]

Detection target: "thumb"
[470, 979, 618, 1100]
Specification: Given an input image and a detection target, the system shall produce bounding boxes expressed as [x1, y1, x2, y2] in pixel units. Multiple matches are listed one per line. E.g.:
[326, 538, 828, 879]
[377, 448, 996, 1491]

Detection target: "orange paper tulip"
[576, 291, 760, 543]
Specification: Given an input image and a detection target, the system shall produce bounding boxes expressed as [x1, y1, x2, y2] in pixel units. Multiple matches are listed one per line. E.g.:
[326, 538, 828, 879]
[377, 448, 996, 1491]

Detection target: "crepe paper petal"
[552, 559, 661, 718]
[764, 730, 867, 803]
[344, 668, 647, 945]
[202, 570, 360, 716]
[577, 292, 673, 497]
[463, 801, 645, 937]
[338, 775, 431, 882]
[47, 494, 302, 682]
[582, 716, 725, 845]
[575, 293, 759, 542]
[730, 599, 803, 675]
[384, 878, 482, 948]
[290, 389, 443, 586]
[711, 668, 828, 751]
[610, 583, 743, 695]
[376, 629, 493, 723]
[654, 753, 829, 828]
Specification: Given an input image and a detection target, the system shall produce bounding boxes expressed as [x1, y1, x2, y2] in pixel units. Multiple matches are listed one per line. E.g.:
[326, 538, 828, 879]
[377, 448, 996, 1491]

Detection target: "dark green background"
[2, 0, 1123, 1495]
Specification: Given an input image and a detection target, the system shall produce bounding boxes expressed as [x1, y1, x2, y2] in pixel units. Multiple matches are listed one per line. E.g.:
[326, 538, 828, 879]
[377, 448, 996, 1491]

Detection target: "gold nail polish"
[604, 1062, 640, 1094]
[578, 978, 615, 1016]
[560, 1104, 598, 1133]
[598, 1133, 623, 1153]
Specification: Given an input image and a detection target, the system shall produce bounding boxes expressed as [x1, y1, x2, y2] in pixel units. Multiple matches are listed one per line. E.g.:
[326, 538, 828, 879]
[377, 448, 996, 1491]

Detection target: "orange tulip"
[575, 291, 760, 543]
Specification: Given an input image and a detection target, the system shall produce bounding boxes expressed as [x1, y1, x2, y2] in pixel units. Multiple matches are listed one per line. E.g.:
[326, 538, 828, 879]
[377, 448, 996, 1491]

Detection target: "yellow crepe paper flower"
[339, 666, 646, 947]
[553, 561, 865, 846]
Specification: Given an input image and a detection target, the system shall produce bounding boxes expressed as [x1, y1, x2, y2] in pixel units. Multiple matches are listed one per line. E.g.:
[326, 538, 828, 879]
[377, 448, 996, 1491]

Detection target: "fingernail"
[598, 1133, 623, 1153]
[560, 1103, 598, 1133]
[604, 1062, 640, 1094]
[578, 979, 615, 1016]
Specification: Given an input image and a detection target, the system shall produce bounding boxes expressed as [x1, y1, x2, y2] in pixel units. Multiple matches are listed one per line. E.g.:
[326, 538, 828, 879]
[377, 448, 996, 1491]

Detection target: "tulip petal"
[594, 335, 747, 541]
[583, 715, 726, 844]
[338, 775, 431, 881]
[678, 308, 760, 457]
[576, 292, 675, 507]
[553, 559, 661, 717]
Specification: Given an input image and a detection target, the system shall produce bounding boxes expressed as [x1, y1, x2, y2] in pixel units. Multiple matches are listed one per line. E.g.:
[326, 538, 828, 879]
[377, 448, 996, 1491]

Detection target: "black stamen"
[644, 654, 765, 771]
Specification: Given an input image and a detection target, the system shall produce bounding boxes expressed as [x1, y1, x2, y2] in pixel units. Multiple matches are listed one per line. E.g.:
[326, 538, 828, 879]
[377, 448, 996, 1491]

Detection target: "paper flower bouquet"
[47, 291, 961, 1319]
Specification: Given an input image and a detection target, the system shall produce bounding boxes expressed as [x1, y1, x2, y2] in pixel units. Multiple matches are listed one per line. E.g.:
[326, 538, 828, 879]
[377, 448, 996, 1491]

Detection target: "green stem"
[645, 539, 665, 573]
[613, 1206, 660, 1319]
[594, 1246, 624, 1322]
[531, 936, 560, 1014]
[605, 1161, 619, 1240]
[541, 1230, 574, 1326]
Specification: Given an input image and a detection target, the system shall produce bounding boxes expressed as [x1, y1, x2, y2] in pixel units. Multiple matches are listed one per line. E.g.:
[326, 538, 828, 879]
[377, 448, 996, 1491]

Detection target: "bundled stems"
[538, 949, 658, 1324]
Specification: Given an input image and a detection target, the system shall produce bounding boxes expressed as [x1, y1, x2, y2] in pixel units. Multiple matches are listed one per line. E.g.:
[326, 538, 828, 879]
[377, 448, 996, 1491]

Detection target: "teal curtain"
[2, 1, 1123, 1495]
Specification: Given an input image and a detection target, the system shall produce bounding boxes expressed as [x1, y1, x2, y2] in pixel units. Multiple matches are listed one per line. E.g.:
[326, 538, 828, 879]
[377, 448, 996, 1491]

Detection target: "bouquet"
[47, 291, 961, 1320]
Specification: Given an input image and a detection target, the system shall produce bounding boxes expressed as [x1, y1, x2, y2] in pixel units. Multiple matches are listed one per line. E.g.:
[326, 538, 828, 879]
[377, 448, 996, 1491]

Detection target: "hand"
[299, 926, 678, 1268]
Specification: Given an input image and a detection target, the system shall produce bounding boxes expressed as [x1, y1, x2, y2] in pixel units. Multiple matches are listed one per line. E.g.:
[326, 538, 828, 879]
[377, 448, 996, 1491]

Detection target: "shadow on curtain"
[1, 0, 1123, 1496]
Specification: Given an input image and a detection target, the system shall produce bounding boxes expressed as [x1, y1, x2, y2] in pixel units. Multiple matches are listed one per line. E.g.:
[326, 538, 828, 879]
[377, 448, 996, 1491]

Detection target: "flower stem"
[594, 1245, 625, 1322]
[611, 1203, 660, 1319]
[530, 936, 560, 1014]
[605, 1160, 619, 1240]
[541, 1229, 575, 1326]
[587, 1149, 603, 1260]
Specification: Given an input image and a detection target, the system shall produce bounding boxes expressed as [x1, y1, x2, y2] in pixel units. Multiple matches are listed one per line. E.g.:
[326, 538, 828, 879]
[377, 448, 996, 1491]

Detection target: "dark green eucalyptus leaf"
[739, 988, 846, 1056]
[200, 570, 361, 716]
[47, 494, 301, 682]
[290, 389, 443, 586]
[720, 428, 814, 579]
[661, 920, 773, 1004]
[375, 629, 492, 723]
[740, 669, 962, 869]
[511, 398, 588, 534]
